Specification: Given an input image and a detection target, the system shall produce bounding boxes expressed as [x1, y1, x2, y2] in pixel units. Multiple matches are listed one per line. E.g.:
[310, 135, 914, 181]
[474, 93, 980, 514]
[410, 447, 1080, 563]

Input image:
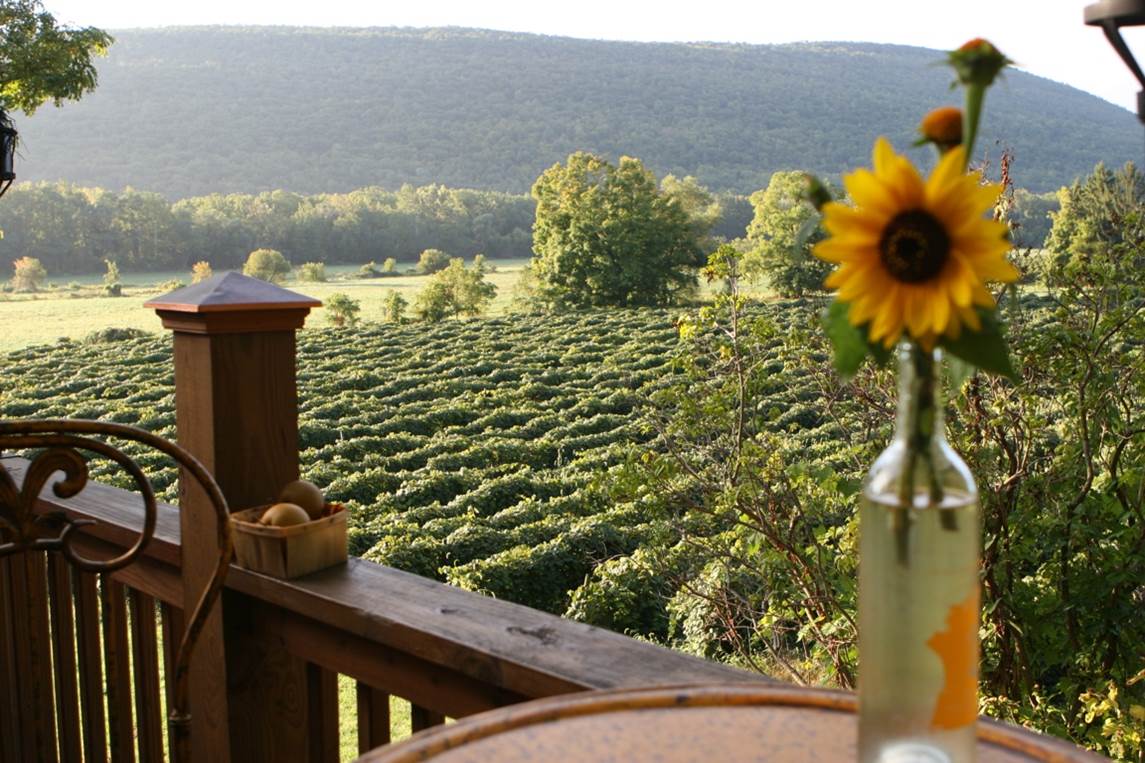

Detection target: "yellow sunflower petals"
[815, 237, 875, 264]
[905, 289, 932, 338]
[843, 169, 898, 215]
[975, 256, 1020, 282]
[931, 291, 951, 335]
[958, 305, 982, 332]
[824, 267, 849, 289]
[822, 204, 886, 237]
[927, 145, 968, 198]
[971, 282, 996, 308]
[872, 137, 896, 175]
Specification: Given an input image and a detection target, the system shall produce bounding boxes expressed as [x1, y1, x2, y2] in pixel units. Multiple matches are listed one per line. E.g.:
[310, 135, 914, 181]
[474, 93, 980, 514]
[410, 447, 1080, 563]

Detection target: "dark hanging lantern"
[0, 114, 15, 198]
[1086, 0, 1145, 124]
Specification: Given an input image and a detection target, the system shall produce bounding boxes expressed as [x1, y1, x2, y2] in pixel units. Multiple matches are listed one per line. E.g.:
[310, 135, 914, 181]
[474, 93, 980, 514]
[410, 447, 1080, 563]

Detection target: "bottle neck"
[893, 342, 945, 449]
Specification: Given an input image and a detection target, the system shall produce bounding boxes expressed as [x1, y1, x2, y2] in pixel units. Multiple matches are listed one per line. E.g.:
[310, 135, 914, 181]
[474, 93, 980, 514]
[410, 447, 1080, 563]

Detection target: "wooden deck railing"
[6, 457, 761, 762]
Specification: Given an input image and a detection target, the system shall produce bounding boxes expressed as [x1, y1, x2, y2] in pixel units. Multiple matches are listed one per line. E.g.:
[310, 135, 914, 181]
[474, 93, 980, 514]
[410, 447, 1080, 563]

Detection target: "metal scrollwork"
[0, 419, 233, 763]
[0, 434, 159, 571]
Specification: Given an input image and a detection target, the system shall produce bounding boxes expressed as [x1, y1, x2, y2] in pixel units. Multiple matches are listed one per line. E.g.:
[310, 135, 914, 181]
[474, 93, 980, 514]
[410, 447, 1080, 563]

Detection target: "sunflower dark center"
[879, 210, 950, 283]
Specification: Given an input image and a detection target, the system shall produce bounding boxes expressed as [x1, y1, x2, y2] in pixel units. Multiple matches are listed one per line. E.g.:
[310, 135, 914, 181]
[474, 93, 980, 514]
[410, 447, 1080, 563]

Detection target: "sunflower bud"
[947, 38, 1012, 88]
[917, 106, 963, 152]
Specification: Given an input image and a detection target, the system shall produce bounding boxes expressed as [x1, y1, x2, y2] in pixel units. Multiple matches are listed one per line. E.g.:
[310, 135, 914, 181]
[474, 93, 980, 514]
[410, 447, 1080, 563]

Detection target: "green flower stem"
[895, 344, 951, 564]
[962, 83, 986, 171]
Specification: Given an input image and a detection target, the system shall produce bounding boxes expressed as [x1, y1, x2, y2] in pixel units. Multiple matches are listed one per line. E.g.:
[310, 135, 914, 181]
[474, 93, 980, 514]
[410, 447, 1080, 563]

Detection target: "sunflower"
[813, 137, 1017, 349]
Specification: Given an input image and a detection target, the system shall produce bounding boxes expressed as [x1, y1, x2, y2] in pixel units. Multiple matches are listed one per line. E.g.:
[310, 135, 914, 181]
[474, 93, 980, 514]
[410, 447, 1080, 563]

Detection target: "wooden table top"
[358, 684, 1106, 762]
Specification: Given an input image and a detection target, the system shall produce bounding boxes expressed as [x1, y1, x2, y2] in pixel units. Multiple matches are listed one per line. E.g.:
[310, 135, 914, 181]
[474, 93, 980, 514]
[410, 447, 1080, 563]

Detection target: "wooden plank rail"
[7, 458, 765, 759]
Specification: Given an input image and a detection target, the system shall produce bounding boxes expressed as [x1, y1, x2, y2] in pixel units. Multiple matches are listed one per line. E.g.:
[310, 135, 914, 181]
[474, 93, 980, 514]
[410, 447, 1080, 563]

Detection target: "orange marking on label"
[926, 589, 979, 730]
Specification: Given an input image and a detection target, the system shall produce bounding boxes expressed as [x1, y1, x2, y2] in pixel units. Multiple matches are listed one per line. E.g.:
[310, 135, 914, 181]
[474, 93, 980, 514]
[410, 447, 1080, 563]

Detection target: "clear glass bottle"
[858, 343, 981, 763]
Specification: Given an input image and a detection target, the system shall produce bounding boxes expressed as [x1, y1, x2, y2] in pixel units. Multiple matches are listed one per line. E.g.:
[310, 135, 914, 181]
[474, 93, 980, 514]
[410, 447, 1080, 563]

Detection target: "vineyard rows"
[2, 310, 717, 611]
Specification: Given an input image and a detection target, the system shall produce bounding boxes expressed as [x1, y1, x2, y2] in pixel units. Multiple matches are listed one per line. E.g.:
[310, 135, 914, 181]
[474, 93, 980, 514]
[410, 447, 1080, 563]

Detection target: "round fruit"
[278, 479, 325, 520]
[260, 502, 310, 527]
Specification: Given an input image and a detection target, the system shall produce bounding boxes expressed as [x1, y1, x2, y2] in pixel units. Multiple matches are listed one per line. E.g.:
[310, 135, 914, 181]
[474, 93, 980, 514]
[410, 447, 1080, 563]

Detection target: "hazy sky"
[44, 0, 1144, 113]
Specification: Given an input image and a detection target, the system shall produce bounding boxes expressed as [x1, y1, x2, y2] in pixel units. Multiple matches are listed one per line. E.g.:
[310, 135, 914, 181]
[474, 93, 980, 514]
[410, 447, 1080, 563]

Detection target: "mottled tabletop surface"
[358, 684, 1104, 762]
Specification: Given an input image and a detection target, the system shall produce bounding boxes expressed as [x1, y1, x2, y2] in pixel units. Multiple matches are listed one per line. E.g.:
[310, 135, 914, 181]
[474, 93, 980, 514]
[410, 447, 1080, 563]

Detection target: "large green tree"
[1044, 162, 1145, 279]
[744, 171, 830, 297]
[660, 174, 721, 253]
[0, 1, 111, 115]
[529, 152, 704, 309]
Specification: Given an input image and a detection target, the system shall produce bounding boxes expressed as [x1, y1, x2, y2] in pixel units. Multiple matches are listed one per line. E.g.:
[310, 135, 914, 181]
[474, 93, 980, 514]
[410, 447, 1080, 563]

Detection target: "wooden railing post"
[148, 273, 321, 762]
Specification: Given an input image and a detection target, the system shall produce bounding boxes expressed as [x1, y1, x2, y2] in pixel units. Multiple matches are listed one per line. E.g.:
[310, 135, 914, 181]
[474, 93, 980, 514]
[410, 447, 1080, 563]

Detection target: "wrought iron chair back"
[0, 419, 233, 763]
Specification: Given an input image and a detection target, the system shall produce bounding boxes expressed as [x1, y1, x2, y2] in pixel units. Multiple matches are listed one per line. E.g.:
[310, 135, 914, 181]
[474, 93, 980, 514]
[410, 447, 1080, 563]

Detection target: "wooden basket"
[231, 505, 348, 579]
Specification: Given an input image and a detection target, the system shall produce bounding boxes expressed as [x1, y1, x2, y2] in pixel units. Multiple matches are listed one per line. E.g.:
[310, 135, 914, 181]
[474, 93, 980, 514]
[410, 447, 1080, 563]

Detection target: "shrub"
[242, 248, 291, 283]
[413, 258, 496, 322]
[297, 262, 327, 282]
[325, 293, 361, 327]
[382, 290, 407, 323]
[11, 256, 46, 292]
[191, 260, 212, 283]
[358, 261, 383, 278]
[416, 248, 451, 275]
[83, 327, 149, 344]
[103, 259, 121, 286]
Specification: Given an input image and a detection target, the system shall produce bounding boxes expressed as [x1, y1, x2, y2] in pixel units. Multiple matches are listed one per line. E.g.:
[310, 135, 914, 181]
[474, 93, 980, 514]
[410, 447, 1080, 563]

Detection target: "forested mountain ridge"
[13, 26, 1138, 198]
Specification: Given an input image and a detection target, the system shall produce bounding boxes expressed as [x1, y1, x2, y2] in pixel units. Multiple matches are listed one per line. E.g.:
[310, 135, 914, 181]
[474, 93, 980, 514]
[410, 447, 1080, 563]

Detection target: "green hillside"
[13, 26, 1138, 198]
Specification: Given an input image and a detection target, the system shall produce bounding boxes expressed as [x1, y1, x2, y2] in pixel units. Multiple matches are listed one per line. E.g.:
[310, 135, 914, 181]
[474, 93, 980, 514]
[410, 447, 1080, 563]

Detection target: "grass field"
[0, 259, 532, 354]
[0, 258, 772, 354]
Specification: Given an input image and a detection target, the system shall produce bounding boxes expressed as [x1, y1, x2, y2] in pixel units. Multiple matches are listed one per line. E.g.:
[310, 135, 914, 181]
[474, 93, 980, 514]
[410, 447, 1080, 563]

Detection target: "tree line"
[0, 180, 754, 277]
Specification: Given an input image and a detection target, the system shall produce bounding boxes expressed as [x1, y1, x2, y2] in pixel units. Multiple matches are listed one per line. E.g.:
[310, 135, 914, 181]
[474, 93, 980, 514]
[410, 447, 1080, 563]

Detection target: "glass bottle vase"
[858, 343, 981, 763]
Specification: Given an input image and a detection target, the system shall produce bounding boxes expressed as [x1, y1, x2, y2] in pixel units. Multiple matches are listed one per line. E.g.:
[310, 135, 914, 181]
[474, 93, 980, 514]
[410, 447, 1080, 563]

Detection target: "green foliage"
[324, 293, 361, 328]
[944, 178, 1145, 758]
[565, 547, 673, 638]
[382, 290, 407, 323]
[1010, 188, 1058, 250]
[660, 174, 721, 253]
[10, 255, 45, 291]
[0, 0, 112, 115]
[382, 257, 397, 274]
[82, 326, 147, 344]
[416, 248, 451, 275]
[102, 258, 119, 285]
[297, 261, 326, 282]
[0, 182, 538, 276]
[15, 29, 1136, 196]
[358, 261, 383, 278]
[413, 258, 496, 322]
[625, 248, 861, 685]
[242, 247, 291, 283]
[191, 260, 211, 283]
[530, 152, 703, 309]
[1045, 162, 1145, 281]
[745, 171, 830, 297]
[102, 258, 121, 295]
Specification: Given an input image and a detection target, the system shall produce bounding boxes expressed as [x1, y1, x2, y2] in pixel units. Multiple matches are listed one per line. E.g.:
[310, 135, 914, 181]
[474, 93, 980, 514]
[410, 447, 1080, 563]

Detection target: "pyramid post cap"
[144, 271, 322, 313]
